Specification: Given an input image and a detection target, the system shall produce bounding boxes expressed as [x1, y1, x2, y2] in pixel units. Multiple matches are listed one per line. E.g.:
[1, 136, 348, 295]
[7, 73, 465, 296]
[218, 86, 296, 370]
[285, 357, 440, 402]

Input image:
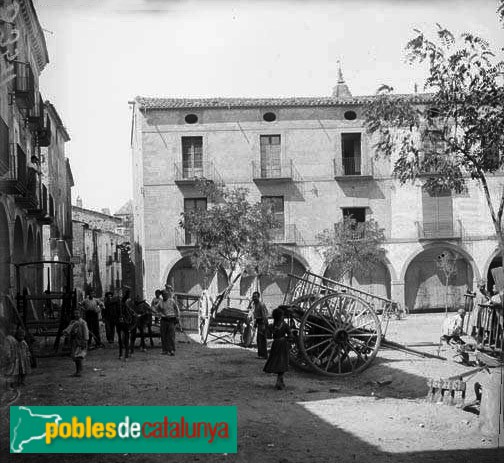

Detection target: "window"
[263, 112, 277, 122]
[422, 188, 453, 237]
[262, 196, 284, 241]
[341, 133, 361, 175]
[342, 207, 366, 223]
[185, 114, 198, 124]
[184, 198, 207, 244]
[344, 110, 357, 121]
[260, 135, 281, 178]
[181, 136, 203, 179]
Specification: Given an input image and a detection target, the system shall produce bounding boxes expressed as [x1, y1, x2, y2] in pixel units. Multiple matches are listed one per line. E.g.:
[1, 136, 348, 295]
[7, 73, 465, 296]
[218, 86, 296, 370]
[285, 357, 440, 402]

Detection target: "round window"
[185, 114, 198, 124]
[263, 112, 277, 122]
[344, 110, 357, 121]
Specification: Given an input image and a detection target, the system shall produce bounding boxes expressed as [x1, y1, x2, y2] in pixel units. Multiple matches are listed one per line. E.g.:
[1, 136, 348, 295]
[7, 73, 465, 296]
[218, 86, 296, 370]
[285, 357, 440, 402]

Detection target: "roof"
[115, 200, 133, 216]
[135, 93, 433, 110]
[45, 101, 71, 141]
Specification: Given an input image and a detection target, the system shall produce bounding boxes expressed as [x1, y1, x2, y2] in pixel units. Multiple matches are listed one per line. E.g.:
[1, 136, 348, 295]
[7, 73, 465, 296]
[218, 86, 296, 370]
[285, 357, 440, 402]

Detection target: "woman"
[263, 307, 292, 390]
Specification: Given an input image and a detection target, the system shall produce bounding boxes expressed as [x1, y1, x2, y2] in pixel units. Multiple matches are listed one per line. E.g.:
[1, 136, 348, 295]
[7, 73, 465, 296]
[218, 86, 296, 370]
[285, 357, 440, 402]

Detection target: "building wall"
[132, 100, 501, 311]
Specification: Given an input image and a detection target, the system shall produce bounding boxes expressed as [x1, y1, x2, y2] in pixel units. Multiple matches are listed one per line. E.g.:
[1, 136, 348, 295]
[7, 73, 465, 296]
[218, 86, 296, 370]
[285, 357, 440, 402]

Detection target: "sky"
[33, 0, 503, 215]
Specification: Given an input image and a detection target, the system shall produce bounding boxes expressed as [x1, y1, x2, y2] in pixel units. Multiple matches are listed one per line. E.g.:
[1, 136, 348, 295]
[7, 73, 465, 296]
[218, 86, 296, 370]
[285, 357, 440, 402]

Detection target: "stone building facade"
[131, 75, 501, 312]
[0, 0, 73, 331]
[72, 203, 126, 300]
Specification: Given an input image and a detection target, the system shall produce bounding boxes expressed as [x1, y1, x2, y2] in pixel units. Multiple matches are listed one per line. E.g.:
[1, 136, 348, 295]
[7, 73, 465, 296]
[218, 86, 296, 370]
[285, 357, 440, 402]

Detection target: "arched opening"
[240, 254, 306, 310]
[404, 247, 473, 313]
[13, 217, 24, 264]
[487, 255, 502, 292]
[166, 256, 228, 295]
[27, 225, 35, 261]
[0, 204, 10, 296]
[323, 261, 391, 299]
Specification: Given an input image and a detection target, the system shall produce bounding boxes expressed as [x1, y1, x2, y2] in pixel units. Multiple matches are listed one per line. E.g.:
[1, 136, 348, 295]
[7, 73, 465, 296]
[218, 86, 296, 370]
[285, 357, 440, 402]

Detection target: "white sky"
[33, 0, 503, 214]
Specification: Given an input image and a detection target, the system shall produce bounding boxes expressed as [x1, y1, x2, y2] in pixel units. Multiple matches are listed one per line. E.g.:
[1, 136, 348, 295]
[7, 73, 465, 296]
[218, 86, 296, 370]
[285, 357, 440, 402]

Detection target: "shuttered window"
[184, 198, 207, 244]
[260, 135, 281, 178]
[262, 196, 284, 241]
[422, 188, 453, 237]
[181, 137, 203, 178]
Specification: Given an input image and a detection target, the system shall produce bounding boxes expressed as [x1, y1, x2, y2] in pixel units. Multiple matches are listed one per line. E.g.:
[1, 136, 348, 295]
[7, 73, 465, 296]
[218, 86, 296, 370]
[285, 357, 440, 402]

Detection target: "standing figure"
[154, 286, 180, 355]
[62, 309, 89, 377]
[488, 285, 504, 348]
[468, 280, 490, 342]
[3, 328, 31, 387]
[82, 291, 103, 348]
[103, 291, 120, 343]
[264, 307, 293, 390]
[117, 288, 136, 360]
[251, 291, 269, 359]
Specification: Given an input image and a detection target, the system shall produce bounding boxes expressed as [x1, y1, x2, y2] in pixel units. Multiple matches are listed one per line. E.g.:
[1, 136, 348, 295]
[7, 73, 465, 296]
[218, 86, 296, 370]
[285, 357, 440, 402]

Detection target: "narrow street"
[2, 314, 503, 462]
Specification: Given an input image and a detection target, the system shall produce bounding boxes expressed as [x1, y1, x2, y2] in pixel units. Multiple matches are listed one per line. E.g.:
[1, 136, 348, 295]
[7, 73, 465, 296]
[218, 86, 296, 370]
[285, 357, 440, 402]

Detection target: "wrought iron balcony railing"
[252, 159, 301, 182]
[174, 161, 222, 184]
[333, 156, 373, 179]
[0, 143, 27, 195]
[415, 220, 463, 240]
[268, 224, 303, 245]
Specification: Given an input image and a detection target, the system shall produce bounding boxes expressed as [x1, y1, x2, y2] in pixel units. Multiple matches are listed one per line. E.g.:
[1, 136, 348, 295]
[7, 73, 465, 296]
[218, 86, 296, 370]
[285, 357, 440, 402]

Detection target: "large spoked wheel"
[299, 293, 382, 377]
[198, 293, 211, 345]
[284, 294, 321, 372]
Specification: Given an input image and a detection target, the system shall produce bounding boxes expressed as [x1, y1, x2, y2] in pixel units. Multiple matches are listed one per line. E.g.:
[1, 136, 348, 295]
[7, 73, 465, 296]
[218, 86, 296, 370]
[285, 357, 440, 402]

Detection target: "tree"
[436, 250, 458, 315]
[317, 217, 386, 286]
[364, 20, 504, 260]
[180, 181, 283, 292]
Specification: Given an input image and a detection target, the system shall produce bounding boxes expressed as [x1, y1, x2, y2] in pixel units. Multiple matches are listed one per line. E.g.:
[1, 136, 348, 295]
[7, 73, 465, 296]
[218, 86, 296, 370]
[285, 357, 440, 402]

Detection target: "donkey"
[129, 299, 155, 353]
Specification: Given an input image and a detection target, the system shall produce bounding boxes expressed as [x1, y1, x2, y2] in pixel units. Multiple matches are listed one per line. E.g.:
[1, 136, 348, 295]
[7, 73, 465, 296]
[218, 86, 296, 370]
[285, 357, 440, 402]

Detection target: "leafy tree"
[317, 217, 386, 286]
[180, 181, 283, 292]
[364, 19, 504, 259]
[436, 250, 458, 315]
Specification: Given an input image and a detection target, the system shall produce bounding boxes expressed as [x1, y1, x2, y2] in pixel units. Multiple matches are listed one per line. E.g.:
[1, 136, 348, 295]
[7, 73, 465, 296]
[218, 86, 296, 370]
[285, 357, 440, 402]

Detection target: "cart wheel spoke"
[304, 338, 332, 353]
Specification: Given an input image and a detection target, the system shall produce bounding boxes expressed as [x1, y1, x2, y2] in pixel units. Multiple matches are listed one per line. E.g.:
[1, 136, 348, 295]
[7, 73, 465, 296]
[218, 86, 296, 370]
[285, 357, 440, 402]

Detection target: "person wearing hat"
[154, 285, 180, 355]
[468, 280, 490, 341]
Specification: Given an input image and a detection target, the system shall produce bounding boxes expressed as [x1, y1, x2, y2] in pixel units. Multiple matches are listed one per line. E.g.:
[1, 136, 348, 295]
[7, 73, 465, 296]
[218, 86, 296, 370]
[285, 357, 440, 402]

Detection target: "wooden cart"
[281, 271, 433, 377]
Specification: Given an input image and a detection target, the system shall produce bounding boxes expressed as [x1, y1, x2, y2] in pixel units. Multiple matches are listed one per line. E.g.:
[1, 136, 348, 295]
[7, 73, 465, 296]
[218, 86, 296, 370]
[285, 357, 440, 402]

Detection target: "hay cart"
[281, 271, 437, 377]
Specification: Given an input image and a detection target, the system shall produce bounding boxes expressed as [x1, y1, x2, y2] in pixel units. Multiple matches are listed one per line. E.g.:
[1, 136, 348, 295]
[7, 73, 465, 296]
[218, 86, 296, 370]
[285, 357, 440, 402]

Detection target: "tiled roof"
[135, 93, 432, 110]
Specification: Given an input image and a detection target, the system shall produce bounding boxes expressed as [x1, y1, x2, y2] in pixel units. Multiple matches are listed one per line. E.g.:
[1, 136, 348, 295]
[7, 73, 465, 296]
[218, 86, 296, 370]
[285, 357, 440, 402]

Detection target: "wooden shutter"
[262, 196, 284, 240]
[182, 137, 203, 178]
[260, 135, 281, 178]
[422, 188, 453, 237]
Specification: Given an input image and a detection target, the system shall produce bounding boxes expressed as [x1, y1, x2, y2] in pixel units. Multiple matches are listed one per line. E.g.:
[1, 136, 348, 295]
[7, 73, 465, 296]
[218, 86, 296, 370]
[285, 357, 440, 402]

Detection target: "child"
[4, 328, 31, 388]
[62, 309, 89, 377]
[263, 307, 293, 390]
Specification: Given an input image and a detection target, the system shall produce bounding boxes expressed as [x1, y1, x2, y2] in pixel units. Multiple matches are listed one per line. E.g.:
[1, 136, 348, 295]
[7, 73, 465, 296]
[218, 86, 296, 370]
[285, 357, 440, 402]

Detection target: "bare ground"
[1, 313, 503, 463]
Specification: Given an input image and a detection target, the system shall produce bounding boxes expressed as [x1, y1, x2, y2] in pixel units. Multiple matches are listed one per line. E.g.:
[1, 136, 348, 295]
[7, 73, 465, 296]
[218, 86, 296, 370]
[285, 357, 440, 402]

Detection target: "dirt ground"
[1, 313, 504, 463]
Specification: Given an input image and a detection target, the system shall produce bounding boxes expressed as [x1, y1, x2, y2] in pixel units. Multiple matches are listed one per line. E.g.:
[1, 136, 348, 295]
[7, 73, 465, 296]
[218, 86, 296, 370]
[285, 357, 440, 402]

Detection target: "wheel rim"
[285, 294, 320, 371]
[299, 293, 381, 376]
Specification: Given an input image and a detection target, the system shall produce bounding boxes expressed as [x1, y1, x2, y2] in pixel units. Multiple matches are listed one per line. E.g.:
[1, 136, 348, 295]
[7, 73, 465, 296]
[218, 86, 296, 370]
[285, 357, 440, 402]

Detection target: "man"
[468, 280, 489, 342]
[103, 291, 120, 343]
[154, 286, 180, 355]
[62, 309, 89, 377]
[82, 291, 103, 348]
[250, 291, 269, 359]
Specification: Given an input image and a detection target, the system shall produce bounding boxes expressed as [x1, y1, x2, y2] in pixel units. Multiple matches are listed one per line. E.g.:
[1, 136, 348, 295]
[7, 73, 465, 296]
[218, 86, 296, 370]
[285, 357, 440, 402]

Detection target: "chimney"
[76, 196, 82, 208]
[102, 208, 111, 216]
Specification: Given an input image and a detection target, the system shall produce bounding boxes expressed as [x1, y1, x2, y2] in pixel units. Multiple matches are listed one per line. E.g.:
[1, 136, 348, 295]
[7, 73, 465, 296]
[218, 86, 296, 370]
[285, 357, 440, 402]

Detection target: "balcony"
[37, 115, 51, 147]
[13, 61, 35, 110]
[16, 167, 42, 213]
[333, 156, 373, 180]
[252, 159, 301, 183]
[269, 224, 303, 245]
[106, 256, 113, 266]
[174, 161, 222, 185]
[0, 116, 8, 176]
[174, 227, 197, 248]
[37, 184, 52, 224]
[27, 93, 44, 130]
[0, 143, 27, 195]
[416, 220, 463, 240]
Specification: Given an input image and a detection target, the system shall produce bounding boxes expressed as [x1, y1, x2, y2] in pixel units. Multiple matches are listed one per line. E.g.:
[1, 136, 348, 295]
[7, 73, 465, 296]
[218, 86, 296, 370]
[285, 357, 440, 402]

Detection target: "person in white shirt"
[154, 286, 180, 355]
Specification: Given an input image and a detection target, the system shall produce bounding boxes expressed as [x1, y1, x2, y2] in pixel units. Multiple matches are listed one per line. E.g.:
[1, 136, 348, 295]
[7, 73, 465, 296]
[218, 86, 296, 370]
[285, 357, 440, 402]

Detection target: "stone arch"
[403, 244, 475, 313]
[323, 259, 392, 299]
[240, 253, 307, 310]
[483, 248, 503, 291]
[0, 203, 11, 295]
[165, 256, 228, 295]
